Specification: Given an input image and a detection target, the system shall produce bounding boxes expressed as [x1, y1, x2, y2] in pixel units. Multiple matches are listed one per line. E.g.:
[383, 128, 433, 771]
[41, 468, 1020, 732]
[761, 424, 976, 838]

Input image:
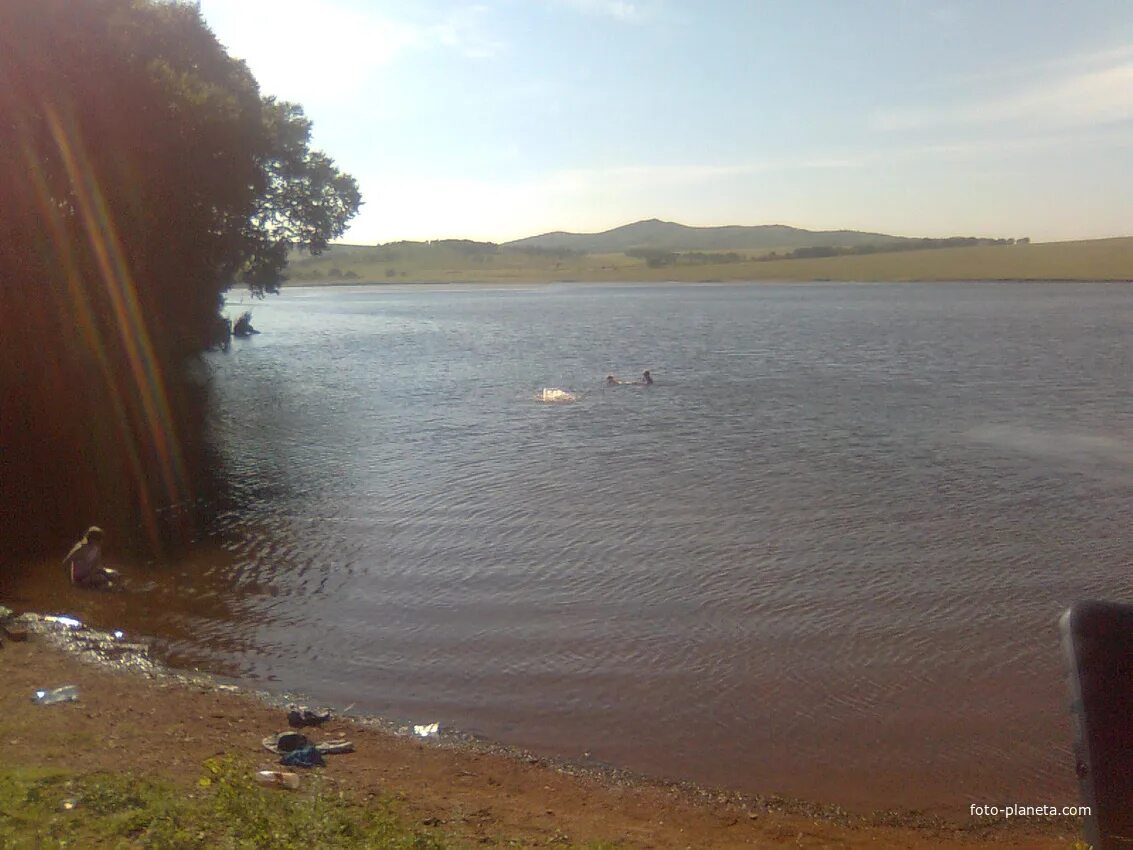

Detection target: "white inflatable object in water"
[539, 388, 576, 403]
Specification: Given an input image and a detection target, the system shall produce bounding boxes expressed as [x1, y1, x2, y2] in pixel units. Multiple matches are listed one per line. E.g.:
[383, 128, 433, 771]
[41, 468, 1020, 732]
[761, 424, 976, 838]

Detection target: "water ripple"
[82, 281, 1133, 812]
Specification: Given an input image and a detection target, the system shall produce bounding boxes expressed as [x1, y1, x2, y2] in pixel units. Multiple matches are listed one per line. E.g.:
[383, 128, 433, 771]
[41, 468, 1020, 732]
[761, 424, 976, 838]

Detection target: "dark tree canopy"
[0, 0, 361, 554]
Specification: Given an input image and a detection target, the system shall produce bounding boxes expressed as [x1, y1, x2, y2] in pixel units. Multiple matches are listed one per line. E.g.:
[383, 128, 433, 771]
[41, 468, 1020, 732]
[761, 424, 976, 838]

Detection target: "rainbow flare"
[26, 103, 192, 547]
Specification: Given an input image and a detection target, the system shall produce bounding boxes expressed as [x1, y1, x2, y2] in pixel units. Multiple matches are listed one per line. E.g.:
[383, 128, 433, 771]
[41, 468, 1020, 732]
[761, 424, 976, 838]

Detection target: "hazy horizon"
[198, 0, 1133, 245]
[325, 216, 1123, 248]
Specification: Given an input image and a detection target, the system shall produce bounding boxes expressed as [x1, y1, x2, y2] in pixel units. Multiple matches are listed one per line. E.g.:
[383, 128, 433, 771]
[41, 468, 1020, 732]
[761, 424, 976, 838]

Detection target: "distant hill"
[503, 218, 913, 253]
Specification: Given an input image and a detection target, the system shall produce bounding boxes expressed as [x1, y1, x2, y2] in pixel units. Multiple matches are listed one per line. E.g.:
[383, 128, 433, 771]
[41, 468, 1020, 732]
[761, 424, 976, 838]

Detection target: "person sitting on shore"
[63, 526, 114, 589]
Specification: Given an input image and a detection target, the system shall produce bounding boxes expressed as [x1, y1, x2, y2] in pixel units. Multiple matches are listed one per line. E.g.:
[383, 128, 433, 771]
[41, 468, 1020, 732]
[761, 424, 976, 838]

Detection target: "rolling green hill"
[503, 218, 913, 252]
[283, 228, 1132, 285]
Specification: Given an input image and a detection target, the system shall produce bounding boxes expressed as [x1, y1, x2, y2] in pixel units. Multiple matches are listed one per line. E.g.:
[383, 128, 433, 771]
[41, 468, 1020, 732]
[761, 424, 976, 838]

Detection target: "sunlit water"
[8, 281, 1133, 814]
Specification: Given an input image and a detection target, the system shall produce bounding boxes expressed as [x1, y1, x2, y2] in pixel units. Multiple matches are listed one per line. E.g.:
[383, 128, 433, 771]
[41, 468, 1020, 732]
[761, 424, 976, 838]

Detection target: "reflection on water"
[6, 281, 1133, 814]
[538, 387, 578, 403]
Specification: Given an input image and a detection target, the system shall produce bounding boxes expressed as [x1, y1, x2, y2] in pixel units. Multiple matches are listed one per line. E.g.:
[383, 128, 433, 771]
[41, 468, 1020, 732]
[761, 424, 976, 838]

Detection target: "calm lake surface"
[11, 281, 1133, 813]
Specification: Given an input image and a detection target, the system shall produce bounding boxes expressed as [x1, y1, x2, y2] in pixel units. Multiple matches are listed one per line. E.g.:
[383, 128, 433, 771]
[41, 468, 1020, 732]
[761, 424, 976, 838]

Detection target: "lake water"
[10, 281, 1133, 814]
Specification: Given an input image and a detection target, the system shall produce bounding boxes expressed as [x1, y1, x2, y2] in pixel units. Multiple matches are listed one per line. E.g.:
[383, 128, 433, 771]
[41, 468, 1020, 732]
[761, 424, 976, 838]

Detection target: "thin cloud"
[429, 4, 505, 59]
[874, 55, 1133, 132]
[895, 0, 961, 27]
[947, 42, 1133, 89]
[199, 1, 502, 103]
[885, 125, 1133, 162]
[542, 156, 864, 192]
[554, 0, 647, 23]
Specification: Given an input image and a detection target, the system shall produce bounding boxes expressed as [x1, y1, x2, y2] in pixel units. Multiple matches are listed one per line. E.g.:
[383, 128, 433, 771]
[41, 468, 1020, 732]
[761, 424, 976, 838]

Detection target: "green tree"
[0, 0, 361, 553]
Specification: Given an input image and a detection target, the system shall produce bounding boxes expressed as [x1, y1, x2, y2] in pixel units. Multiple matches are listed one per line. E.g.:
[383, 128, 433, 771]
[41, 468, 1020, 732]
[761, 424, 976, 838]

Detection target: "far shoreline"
[282, 236, 1133, 287]
[282, 276, 1131, 288]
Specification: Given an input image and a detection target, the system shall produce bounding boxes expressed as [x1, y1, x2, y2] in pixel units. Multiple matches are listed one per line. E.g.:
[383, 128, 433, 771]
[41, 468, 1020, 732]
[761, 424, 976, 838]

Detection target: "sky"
[196, 0, 1133, 244]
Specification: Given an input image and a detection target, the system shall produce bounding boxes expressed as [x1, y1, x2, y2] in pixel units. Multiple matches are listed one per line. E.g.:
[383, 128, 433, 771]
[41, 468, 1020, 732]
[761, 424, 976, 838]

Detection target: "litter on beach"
[287, 704, 332, 727]
[262, 732, 355, 756]
[44, 615, 83, 629]
[413, 722, 440, 738]
[33, 685, 79, 704]
[255, 770, 300, 789]
[280, 745, 325, 768]
[263, 731, 310, 754]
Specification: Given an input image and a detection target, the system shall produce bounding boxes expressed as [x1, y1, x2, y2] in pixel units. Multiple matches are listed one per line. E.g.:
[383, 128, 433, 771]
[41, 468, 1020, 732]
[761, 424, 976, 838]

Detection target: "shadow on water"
[0, 347, 301, 680]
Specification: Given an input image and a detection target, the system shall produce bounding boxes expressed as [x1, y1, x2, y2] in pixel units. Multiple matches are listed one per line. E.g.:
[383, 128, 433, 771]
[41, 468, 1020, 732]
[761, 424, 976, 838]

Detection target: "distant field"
[285, 237, 1133, 284]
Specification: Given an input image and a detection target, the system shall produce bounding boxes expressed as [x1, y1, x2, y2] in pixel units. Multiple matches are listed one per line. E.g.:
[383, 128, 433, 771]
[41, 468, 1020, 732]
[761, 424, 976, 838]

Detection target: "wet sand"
[0, 616, 1078, 849]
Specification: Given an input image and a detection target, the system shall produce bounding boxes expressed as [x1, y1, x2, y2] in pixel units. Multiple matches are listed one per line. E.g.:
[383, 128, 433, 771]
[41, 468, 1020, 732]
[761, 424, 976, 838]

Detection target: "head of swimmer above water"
[642, 370, 652, 385]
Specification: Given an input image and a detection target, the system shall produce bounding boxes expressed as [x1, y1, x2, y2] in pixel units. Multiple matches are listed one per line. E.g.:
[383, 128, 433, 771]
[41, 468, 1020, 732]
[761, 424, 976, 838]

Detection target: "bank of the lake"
[287, 236, 1133, 285]
[0, 618, 1080, 849]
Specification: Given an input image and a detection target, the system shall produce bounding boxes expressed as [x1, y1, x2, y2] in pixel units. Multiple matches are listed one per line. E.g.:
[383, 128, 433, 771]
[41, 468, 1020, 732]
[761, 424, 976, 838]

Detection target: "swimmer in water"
[606, 375, 618, 386]
[642, 370, 653, 385]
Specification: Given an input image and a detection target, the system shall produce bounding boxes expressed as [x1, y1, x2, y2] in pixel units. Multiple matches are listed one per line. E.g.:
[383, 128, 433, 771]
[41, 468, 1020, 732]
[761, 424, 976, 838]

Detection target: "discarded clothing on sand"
[263, 731, 309, 753]
[287, 704, 333, 728]
[262, 732, 355, 756]
[280, 745, 325, 768]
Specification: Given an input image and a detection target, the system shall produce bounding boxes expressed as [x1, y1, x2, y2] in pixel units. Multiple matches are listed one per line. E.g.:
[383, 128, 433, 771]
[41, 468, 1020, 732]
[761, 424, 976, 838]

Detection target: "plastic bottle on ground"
[33, 685, 79, 704]
[255, 770, 300, 790]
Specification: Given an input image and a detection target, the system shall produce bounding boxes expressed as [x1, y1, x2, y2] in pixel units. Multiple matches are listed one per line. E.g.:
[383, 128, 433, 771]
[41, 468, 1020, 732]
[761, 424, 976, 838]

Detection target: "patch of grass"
[286, 237, 1133, 284]
[727, 237, 1133, 282]
[0, 759, 444, 849]
[286, 242, 649, 284]
[0, 759, 625, 849]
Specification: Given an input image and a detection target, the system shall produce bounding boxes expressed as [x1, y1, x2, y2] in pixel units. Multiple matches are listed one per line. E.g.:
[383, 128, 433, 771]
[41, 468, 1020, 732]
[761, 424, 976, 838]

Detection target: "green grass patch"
[285, 237, 1133, 284]
[0, 759, 623, 849]
[1, 758, 444, 849]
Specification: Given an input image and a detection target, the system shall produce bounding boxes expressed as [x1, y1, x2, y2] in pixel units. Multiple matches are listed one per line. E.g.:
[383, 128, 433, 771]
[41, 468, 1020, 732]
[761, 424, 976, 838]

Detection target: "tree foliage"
[769, 237, 1021, 262]
[0, 0, 361, 553]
